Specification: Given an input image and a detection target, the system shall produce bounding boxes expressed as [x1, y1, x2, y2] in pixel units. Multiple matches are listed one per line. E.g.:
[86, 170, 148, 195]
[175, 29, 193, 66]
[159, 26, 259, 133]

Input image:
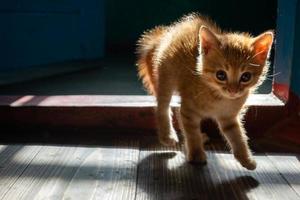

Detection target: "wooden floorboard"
[0, 145, 41, 199]
[0, 140, 139, 200]
[267, 154, 300, 198]
[136, 140, 247, 200]
[212, 145, 300, 200]
[0, 137, 299, 200]
[136, 138, 300, 200]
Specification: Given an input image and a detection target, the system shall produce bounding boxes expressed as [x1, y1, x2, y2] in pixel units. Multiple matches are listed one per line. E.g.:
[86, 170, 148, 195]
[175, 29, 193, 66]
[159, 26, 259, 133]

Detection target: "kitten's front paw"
[159, 133, 178, 147]
[237, 157, 257, 170]
[187, 149, 207, 164]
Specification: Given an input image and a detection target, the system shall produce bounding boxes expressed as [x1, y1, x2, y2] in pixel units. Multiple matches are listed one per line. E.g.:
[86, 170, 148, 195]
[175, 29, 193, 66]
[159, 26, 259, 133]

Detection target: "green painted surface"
[106, 0, 277, 48]
[0, 56, 271, 95]
[0, 0, 276, 95]
[0, 57, 147, 95]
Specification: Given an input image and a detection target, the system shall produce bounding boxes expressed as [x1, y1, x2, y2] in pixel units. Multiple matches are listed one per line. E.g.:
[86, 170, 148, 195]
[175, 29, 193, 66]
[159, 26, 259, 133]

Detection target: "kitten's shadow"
[137, 152, 259, 200]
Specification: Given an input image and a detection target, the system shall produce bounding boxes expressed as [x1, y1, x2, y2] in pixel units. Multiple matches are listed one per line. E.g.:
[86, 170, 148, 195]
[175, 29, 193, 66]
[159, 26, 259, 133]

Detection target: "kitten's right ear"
[199, 26, 220, 55]
[251, 31, 274, 64]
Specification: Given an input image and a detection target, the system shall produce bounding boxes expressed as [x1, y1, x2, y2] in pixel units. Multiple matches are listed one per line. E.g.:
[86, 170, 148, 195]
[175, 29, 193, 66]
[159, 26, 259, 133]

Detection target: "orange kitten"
[136, 13, 273, 170]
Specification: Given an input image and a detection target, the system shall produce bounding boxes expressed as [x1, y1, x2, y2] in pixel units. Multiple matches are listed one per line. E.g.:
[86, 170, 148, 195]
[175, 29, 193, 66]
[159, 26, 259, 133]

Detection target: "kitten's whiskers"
[249, 63, 261, 67]
[248, 50, 265, 61]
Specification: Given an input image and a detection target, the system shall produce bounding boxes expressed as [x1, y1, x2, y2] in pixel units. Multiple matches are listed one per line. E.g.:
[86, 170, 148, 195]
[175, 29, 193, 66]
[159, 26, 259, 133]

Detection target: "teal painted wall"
[1, 0, 277, 72]
[0, 0, 105, 71]
[106, 0, 277, 51]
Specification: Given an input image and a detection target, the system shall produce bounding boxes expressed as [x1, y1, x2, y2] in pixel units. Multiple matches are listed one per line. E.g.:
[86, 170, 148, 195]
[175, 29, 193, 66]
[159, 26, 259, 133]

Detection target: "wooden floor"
[0, 135, 299, 200]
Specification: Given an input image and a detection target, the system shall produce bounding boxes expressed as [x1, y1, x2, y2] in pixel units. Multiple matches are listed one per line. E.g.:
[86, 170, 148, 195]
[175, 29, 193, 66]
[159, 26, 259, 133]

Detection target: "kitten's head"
[198, 26, 274, 99]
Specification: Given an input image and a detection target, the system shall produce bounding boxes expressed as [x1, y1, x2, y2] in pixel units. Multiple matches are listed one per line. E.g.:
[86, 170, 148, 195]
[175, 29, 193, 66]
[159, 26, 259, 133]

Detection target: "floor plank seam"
[266, 154, 300, 198]
[0, 145, 42, 200]
[277, 172, 300, 198]
[133, 142, 141, 200]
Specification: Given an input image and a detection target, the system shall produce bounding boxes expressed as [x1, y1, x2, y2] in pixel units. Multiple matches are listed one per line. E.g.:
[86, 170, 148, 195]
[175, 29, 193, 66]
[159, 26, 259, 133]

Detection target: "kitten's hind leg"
[180, 108, 206, 164]
[156, 80, 178, 147]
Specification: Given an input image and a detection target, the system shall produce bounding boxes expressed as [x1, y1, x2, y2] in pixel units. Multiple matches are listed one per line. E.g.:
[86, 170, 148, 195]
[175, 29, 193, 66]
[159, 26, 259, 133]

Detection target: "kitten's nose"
[227, 87, 238, 95]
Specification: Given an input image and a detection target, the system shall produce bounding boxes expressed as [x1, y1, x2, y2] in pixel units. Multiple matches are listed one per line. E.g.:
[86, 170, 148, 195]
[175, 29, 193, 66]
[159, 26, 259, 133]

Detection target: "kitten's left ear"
[252, 31, 274, 64]
[199, 26, 220, 55]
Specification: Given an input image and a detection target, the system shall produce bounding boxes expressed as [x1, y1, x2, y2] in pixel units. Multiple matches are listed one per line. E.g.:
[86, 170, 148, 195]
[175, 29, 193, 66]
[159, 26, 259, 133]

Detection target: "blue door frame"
[290, 0, 300, 98]
[273, 0, 300, 103]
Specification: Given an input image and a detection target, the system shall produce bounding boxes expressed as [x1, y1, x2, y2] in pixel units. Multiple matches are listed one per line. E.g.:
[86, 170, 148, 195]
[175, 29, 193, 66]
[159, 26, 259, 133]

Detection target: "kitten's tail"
[136, 26, 166, 96]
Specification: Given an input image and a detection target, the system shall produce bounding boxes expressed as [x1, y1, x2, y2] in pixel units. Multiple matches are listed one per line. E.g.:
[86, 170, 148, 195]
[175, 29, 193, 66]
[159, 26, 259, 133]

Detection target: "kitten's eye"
[216, 70, 227, 81]
[240, 72, 252, 82]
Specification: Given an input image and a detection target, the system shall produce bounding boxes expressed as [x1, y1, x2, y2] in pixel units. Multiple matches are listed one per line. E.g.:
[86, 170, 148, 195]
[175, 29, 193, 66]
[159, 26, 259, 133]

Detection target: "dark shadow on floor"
[136, 152, 259, 200]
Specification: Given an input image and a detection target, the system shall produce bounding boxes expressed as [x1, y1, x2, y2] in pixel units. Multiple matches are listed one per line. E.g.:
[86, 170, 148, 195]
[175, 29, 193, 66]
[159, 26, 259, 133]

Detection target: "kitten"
[136, 13, 273, 170]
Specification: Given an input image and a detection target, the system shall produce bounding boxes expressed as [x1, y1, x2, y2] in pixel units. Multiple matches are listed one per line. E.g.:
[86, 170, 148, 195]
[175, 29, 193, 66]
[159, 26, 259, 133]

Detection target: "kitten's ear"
[251, 31, 274, 64]
[199, 26, 220, 55]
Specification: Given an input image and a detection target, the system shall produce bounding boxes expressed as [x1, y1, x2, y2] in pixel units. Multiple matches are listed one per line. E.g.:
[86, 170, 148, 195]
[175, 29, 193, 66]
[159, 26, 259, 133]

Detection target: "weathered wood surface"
[0, 145, 42, 199]
[267, 154, 300, 197]
[213, 145, 300, 200]
[0, 138, 299, 200]
[135, 139, 300, 200]
[0, 140, 139, 200]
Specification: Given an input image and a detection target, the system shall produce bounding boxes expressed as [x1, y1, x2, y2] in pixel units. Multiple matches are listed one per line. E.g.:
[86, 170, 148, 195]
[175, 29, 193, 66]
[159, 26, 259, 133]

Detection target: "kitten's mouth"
[223, 91, 243, 99]
[229, 92, 246, 99]
[227, 94, 240, 99]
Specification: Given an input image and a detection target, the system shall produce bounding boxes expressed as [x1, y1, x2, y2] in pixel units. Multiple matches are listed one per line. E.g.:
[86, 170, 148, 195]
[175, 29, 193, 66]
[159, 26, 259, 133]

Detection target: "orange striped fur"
[136, 13, 273, 170]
